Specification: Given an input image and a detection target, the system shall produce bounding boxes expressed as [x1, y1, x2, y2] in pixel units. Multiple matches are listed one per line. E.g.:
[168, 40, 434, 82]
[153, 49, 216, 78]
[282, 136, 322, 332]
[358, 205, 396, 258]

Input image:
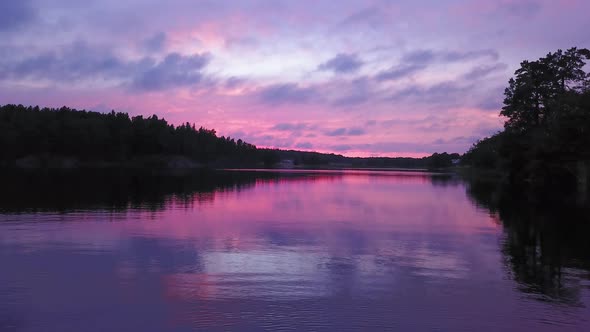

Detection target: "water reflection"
[0, 170, 589, 331]
[465, 176, 590, 305]
[0, 170, 284, 213]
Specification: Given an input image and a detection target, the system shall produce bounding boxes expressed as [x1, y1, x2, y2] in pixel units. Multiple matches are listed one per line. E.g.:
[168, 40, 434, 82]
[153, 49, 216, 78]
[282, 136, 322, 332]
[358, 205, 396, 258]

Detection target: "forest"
[0, 105, 262, 167]
[461, 47, 590, 191]
[0, 104, 459, 169]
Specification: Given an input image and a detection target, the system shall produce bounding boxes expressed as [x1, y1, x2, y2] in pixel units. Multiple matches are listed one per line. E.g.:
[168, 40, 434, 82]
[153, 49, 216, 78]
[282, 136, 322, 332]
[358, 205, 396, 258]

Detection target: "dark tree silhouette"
[0, 105, 259, 167]
[501, 47, 590, 131]
[462, 47, 590, 191]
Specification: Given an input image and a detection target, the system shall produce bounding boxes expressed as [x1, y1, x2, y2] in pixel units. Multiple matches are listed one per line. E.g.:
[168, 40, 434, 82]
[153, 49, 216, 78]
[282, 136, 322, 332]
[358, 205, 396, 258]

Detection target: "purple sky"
[1, 0, 588, 156]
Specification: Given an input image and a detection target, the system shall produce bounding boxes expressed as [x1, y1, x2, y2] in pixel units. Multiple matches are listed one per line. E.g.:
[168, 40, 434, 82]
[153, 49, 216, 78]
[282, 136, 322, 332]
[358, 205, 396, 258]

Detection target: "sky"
[1, 0, 589, 157]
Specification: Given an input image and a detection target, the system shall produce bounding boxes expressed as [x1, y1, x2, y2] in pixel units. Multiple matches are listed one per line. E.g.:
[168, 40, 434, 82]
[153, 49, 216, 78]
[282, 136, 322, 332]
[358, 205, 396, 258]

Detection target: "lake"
[1, 169, 589, 331]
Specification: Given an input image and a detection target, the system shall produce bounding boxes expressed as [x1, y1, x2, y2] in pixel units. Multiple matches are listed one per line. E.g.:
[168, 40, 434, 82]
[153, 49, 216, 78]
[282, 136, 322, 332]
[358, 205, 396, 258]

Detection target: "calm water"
[1, 170, 589, 331]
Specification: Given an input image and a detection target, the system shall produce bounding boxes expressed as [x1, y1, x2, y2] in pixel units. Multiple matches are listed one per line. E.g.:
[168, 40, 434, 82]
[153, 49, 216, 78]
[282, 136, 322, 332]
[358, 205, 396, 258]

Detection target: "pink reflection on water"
[2, 170, 583, 331]
[121, 170, 498, 244]
[108, 171, 503, 303]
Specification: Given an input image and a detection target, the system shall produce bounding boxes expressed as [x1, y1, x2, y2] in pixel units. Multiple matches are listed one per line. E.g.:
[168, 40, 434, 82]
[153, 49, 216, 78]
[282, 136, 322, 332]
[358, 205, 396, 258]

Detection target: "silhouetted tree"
[427, 152, 460, 169]
[462, 47, 590, 190]
[501, 48, 590, 131]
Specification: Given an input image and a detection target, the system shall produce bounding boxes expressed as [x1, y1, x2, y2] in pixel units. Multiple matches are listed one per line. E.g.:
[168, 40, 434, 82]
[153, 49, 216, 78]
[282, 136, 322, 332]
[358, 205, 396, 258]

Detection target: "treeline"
[462, 47, 590, 190]
[265, 149, 460, 169]
[0, 104, 262, 167]
[0, 104, 460, 169]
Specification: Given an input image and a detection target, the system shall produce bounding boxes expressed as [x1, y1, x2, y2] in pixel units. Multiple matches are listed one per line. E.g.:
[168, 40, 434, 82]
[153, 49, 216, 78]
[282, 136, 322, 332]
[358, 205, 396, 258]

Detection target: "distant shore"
[1, 155, 204, 170]
[2, 154, 460, 175]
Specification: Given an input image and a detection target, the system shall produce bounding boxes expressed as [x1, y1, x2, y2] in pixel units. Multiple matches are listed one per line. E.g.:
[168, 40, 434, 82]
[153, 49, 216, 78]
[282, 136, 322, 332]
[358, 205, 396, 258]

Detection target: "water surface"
[1, 170, 589, 331]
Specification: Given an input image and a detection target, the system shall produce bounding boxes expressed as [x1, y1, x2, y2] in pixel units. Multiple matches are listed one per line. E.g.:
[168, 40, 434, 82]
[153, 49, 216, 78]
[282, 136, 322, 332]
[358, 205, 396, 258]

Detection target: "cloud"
[295, 142, 313, 149]
[402, 50, 437, 64]
[497, 0, 543, 18]
[224, 76, 247, 89]
[258, 83, 318, 104]
[325, 128, 347, 136]
[225, 36, 259, 50]
[391, 81, 473, 105]
[324, 127, 367, 136]
[340, 7, 387, 27]
[462, 63, 508, 80]
[375, 64, 425, 81]
[402, 49, 499, 65]
[2, 42, 132, 81]
[0, 1, 36, 31]
[374, 49, 500, 82]
[130, 52, 211, 91]
[379, 115, 454, 132]
[475, 86, 505, 111]
[330, 144, 353, 152]
[318, 53, 363, 74]
[440, 49, 500, 62]
[347, 127, 367, 136]
[477, 96, 503, 111]
[0, 41, 212, 92]
[433, 136, 480, 145]
[331, 77, 374, 106]
[272, 123, 310, 131]
[142, 32, 167, 52]
[333, 93, 371, 106]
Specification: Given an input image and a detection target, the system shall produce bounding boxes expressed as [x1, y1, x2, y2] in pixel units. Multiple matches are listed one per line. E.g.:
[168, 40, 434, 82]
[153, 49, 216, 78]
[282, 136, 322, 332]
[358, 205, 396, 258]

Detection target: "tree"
[501, 47, 590, 131]
[464, 47, 590, 190]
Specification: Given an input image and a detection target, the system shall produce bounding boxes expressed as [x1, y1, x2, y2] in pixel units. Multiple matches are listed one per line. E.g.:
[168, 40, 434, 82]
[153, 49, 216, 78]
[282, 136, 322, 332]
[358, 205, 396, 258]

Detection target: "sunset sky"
[1, 0, 589, 156]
